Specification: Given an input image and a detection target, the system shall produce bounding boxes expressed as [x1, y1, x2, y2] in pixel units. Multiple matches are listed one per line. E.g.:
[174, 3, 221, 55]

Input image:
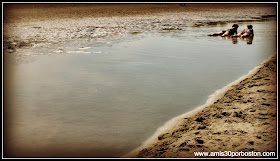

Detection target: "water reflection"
[221, 36, 253, 45]
[242, 36, 253, 44]
[231, 37, 238, 44]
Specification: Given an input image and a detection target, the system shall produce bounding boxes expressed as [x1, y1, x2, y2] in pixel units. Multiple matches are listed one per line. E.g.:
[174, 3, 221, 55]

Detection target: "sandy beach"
[3, 3, 277, 23]
[3, 3, 276, 54]
[125, 53, 277, 158]
[3, 3, 277, 158]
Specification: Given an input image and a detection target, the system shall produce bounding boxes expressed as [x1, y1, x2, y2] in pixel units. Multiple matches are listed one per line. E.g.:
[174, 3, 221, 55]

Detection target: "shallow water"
[4, 20, 276, 157]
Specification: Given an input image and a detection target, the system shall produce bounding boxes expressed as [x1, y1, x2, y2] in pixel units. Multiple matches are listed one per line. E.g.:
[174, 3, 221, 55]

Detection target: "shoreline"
[3, 3, 276, 54]
[124, 52, 277, 158]
[3, 3, 276, 23]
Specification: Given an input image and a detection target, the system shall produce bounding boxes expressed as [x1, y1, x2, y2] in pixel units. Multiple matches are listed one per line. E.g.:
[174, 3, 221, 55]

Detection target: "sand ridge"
[125, 53, 277, 158]
[3, 3, 276, 56]
[3, 3, 277, 23]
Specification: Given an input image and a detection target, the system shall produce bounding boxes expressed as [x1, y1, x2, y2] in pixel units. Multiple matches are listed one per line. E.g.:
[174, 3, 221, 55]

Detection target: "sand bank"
[124, 53, 277, 158]
[3, 3, 277, 23]
[3, 3, 276, 54]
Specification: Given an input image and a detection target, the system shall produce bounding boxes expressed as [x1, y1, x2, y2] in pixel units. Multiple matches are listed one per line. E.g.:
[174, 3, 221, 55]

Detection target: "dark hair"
[232, 24, 239, 28]
[247, 25, 253, 29]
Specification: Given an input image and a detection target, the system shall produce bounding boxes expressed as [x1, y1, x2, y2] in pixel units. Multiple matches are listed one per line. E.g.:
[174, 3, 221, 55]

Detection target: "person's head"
[247, 25, 253, 29]
[232, 24, 239, 29]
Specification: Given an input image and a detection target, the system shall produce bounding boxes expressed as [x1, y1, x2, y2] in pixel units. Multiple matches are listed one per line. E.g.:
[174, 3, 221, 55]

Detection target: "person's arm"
[221, 31, 229, 37]
[234, 28, 238, 35]
[250, 29, 254, 36]
[208, 30, 225, 36]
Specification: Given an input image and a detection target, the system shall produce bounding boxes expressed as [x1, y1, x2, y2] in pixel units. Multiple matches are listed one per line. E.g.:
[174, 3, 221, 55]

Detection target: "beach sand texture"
[3, 3, 276, 53]
[3, 3, 277, 23]
[125, 53, 277, 158]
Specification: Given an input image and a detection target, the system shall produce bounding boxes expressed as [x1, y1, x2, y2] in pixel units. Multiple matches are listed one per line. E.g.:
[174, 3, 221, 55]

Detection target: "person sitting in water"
[232, 25, 254, 38]
[208, 24, 239, 36]
[221, 24, 239, 37]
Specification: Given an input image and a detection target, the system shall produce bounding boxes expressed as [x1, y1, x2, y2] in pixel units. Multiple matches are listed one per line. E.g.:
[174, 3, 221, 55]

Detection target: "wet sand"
[125, 53, 277, 158]
[3, 3, 277, 23]
[3, 3, 276, 54]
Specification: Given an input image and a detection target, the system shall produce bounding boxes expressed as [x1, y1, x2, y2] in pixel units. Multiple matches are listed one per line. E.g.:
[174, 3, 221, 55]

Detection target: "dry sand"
[124, 53, 277, 158]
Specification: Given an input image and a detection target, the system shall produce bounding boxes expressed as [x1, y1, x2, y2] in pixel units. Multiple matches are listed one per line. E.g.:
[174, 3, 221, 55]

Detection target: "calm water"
[4, 20, 277, 157]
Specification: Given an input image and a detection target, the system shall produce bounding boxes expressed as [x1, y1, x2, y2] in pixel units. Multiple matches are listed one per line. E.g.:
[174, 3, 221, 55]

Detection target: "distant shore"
[124, 53, 277, 158]
[3, 3, 276, 23]
[4, 3, 276, 54]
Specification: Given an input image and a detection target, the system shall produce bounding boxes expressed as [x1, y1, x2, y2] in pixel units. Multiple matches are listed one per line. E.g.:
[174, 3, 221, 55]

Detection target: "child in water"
[208, 24, 239, 37]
